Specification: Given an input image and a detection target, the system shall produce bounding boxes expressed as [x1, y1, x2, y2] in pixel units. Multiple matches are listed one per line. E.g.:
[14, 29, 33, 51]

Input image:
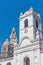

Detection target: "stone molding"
[14, 43, 40, 55]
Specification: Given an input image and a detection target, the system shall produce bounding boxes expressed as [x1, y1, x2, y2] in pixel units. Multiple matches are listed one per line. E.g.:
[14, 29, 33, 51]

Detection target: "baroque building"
[0, 7, 43, 65]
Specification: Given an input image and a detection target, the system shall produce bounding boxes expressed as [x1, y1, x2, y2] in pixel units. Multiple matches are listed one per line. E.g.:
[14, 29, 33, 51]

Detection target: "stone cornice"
[0, 57, 13, 62]
[14, 44, 40, 55]
[20, 25, 42, 33]
[14, 42, 40, 55]
[20, 12, 33, 19]
[19, 11, 41, 21]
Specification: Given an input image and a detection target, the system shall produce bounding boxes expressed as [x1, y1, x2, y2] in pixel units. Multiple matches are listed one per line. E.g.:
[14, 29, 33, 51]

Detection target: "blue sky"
[0, 0, 43, 50]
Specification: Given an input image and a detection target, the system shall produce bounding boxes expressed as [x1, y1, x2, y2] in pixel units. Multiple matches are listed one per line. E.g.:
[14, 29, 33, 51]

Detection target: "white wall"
[41, 53, 43, 65]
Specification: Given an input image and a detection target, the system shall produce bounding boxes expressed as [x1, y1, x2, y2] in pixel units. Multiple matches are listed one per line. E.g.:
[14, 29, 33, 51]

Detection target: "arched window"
[36, 20, 38, 28]
[24, 19, 28, 28]
[24, 57, 30, 65]
[6, 62, 11, 65]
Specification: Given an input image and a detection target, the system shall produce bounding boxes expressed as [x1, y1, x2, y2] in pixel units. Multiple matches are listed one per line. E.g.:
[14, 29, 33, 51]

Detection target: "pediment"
[20, 38, 31, 47]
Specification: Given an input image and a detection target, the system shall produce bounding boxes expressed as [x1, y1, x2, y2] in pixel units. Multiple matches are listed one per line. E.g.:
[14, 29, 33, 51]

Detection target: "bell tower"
[10, 27, 18, 47]
[19, 7, 42, 44]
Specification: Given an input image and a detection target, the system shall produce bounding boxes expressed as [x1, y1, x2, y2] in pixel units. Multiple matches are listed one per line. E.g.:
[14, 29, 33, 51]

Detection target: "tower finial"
[12, 27, 15, 31]
[20, 12, 23, 16]
[38, 13, 41, 19]
[29, 7, 34, 12]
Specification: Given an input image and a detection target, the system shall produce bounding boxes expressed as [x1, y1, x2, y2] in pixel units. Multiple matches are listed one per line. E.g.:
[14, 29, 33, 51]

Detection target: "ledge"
[0, 57, 13, 62]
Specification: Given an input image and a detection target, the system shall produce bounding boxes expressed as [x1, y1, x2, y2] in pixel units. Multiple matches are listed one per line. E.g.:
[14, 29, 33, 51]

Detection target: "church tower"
[14, 7, 42, 65]
[19, 7, 42, 45]
[0, 7, 43, 65]
[2, 39, 10, 58]
[10, 27, 18, 47]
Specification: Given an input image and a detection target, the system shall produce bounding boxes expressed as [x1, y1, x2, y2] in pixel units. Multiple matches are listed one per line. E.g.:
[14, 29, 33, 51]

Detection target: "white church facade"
[0, 7, 43, 65]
